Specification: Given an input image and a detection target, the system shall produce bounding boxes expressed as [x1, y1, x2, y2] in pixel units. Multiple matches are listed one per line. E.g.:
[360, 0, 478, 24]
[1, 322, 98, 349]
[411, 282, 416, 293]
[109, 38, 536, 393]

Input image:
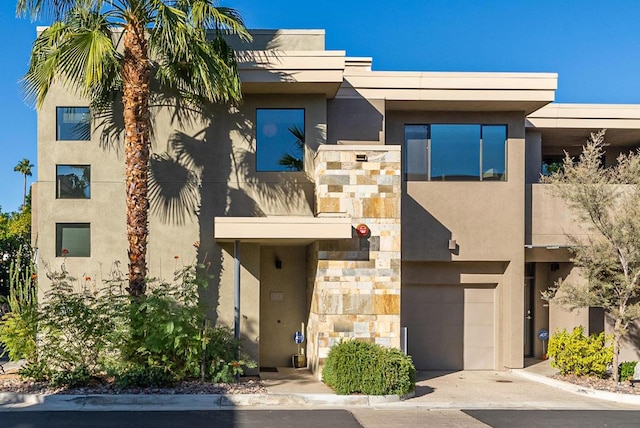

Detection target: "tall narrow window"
[404, 125, 428, 180]
[256, 109, 305, 172]
[56, 165, 90, 199]
[481, 125, 507, 181]
[56, 223, 90, 257]
[56, 107, 90, 141]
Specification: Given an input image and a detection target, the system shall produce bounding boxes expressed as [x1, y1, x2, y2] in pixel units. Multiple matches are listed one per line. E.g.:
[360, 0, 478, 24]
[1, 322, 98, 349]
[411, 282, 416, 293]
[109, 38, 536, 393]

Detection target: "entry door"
[259, 246, 307, 368]
[524, 264, 535, 357]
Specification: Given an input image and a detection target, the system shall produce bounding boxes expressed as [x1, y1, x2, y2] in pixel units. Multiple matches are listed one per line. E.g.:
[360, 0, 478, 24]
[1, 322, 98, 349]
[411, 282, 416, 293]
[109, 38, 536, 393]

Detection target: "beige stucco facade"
[32, 28, 640, 376]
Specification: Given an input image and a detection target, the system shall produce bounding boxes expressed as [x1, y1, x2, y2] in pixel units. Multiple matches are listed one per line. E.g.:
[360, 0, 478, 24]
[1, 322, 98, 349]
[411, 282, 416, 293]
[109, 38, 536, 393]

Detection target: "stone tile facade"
[307, 145, 401, 376]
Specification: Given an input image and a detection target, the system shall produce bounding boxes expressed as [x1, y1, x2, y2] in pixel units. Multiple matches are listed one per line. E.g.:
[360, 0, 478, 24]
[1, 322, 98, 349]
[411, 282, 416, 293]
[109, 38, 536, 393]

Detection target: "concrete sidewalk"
[1, 359, 640, 411]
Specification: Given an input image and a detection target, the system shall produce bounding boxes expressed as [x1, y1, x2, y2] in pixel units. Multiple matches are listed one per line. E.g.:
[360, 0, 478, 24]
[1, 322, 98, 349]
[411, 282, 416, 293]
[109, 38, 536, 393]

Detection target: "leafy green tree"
[542, 129, 640, 382]
[17, 0, 250, 297]
[13, 158, 33, 211]
[0, 207, 32, 297]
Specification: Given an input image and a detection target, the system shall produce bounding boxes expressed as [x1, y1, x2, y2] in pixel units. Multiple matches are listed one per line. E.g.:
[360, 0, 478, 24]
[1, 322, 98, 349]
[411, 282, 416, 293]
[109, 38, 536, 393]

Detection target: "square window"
[256, 109, 304, 172]
[56, 165, 90, 199]
[56, 107, 90, 141]
[56, 223, 90, 257]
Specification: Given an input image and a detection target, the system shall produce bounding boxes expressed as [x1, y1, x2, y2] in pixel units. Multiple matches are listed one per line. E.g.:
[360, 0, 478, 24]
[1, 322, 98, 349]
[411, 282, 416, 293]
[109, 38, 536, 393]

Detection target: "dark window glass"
[56, 223, 90, 257]
[56, 165, 90, 199]
[404, 125, 428, 179]
[256, 109, 304, 172]
[431, 124, 481, 181]
[56, 107, 90, 141]
[404, 124, 508, 182]
[482, 125, 507, 181]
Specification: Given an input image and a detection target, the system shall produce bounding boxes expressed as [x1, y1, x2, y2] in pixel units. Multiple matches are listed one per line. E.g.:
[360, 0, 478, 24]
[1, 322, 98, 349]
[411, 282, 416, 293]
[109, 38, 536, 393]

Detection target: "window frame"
[56, 164, 91, 199]
[56, 106, 91, 141]
[56, 223, 91, 257]
[255, 108, 305, 172]
[403, 123, 508, 182]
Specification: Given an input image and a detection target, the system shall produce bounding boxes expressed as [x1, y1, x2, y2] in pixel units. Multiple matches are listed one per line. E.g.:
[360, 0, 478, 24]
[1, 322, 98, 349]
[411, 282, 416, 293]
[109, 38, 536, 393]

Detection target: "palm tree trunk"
[22, 174, 27, 210]
[122, 20, 151, 298]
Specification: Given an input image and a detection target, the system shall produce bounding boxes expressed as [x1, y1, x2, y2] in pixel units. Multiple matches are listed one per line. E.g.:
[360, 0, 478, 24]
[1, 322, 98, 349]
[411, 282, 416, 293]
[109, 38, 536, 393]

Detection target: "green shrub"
[50, 366, 91, 388]
[203, 325, 256, 383]
[37, 268, 127, 378]
[322, 340, 415, 395]
[6, 260, 255, 387]
[0, 257, 38, 362]
[18, 361, 51, 382]
[619, 361, 637, 381]
[547, 326, 613, 378]
[112, 365, 174, 388]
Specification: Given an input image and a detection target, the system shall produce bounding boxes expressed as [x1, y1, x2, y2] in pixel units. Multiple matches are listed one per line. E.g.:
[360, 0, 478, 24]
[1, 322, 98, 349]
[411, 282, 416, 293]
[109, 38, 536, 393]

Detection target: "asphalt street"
[4, 409, 640, 427]
[0, 410, 364, 428]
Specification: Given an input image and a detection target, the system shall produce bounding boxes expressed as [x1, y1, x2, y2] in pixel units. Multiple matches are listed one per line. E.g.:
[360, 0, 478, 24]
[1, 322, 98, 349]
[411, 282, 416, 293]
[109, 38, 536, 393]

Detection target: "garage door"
[402, 284, 495, 370]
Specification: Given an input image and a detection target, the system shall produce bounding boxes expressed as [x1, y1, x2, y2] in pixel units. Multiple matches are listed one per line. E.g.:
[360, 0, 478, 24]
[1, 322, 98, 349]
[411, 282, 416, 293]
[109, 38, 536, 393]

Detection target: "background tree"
[13, 158, 33, 211]
[17, 0, 250, 297]
[0, 205, 32, 298]
[542, 129, 640, 382]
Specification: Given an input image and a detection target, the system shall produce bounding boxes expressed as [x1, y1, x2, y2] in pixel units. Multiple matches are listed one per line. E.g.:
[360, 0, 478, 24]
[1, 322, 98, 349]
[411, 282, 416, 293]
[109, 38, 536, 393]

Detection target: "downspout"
[234, 240, 241, 355]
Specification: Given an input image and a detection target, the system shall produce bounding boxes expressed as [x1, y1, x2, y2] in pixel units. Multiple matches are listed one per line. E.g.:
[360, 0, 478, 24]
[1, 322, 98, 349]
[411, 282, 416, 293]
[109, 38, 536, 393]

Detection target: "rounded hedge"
[322, 340, 415, 395]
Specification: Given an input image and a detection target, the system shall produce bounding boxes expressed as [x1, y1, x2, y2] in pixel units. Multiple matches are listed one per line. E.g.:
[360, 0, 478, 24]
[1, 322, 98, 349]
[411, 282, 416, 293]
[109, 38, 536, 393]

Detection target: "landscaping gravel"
[0, 373, 267, 395]
[553, 374, 640, 395]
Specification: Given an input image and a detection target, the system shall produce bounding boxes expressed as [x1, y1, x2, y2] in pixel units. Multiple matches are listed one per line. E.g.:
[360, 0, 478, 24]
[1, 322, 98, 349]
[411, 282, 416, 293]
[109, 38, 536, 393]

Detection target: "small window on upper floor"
[404, 124, 507, 181]
[56, 223, 90, 257]
[256, 109, 305, 172]
[56, 165, 90, 199]
[57, 107, 90, 141]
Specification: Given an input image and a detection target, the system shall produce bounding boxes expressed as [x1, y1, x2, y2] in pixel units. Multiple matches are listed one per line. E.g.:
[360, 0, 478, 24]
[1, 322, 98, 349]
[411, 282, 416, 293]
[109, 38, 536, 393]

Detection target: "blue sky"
[1, 0, 639, 212]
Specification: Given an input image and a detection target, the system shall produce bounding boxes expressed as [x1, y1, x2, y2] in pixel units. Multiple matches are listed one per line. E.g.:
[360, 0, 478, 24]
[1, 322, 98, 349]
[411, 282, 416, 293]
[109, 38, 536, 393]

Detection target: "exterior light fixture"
[356, 223, 370, 237]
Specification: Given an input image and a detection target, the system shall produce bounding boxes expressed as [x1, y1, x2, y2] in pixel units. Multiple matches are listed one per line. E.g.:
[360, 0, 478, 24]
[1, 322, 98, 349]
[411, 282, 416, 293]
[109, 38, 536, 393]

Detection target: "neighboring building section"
[32, 28, 640, 376]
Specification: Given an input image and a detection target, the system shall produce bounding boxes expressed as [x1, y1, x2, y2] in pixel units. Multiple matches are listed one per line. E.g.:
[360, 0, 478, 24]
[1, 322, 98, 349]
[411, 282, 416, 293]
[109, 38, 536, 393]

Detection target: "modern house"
[32, 29, 640, 376]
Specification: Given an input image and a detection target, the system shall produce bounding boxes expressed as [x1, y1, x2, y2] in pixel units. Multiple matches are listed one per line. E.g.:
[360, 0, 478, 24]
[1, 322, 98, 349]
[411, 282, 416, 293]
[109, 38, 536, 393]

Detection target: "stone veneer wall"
[306, 145, 401, 377]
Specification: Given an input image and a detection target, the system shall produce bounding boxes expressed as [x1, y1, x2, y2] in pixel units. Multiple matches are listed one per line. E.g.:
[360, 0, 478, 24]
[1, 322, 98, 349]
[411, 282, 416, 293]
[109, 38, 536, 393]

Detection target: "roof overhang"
[237, 50, 346, 97]
[337, 71, 558, 114]
[214, 216, 353, 244]
[527, 103, 640, 147]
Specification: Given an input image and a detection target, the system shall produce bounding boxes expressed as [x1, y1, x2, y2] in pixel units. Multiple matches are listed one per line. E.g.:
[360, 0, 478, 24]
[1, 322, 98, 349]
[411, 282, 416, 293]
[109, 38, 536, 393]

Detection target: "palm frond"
[17, 0, 103, 21]
[152, 29, 241, 105]
[21, 6, 121, 108]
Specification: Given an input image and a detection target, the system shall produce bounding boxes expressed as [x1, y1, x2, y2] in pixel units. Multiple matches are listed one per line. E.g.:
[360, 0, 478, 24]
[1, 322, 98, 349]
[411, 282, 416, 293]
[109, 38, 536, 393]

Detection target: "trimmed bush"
[547, 326, 613, 378]
[322, 340, 415, 395]
[619, 361, 638, 382]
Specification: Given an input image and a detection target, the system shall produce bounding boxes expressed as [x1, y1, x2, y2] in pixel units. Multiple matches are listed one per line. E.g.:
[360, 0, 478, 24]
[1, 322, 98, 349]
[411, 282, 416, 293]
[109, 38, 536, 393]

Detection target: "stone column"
[307, 145, 401, 377]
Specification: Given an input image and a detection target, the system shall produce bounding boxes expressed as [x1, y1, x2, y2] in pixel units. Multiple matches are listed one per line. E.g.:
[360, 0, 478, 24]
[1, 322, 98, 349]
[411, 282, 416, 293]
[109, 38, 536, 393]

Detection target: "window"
[56, 165, 90, 199]
[56, 107, 90, 140]
[56, 223, 90, 257]
[256, 109, 304, 172]
[404, 124, 507, 181]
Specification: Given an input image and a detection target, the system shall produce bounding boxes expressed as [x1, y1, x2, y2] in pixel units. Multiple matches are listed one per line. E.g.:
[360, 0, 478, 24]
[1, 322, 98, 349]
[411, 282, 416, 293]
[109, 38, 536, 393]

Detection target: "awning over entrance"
[213, 216, 353, 244]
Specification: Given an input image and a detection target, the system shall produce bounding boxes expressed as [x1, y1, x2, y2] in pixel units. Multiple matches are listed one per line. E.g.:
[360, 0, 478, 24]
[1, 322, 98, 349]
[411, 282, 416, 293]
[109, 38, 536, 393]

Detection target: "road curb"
[0, 391, 412, 411]
[513, 369, 640, 405]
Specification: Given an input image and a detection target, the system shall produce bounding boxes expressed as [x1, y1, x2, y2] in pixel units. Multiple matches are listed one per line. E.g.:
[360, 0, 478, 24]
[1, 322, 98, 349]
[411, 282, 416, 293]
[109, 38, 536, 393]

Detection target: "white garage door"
[402, 284, 495, 370]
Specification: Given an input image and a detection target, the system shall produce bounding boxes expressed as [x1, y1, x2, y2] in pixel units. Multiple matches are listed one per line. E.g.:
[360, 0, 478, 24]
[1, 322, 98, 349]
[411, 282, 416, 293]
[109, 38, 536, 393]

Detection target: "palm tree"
[17, 0, 250, 297]
[13, 158, 33, 210]
[278, 126, 305, 171]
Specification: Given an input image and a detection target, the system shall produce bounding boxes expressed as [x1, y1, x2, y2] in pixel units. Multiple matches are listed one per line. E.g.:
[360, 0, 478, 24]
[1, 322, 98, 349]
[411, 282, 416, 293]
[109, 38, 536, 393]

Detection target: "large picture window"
[56, 223, 90, 257]
[56, 165, 90, 199]
[256, 109, 305, 172]
[404, 124, 507, 181]
[56, 107, 90, 141]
